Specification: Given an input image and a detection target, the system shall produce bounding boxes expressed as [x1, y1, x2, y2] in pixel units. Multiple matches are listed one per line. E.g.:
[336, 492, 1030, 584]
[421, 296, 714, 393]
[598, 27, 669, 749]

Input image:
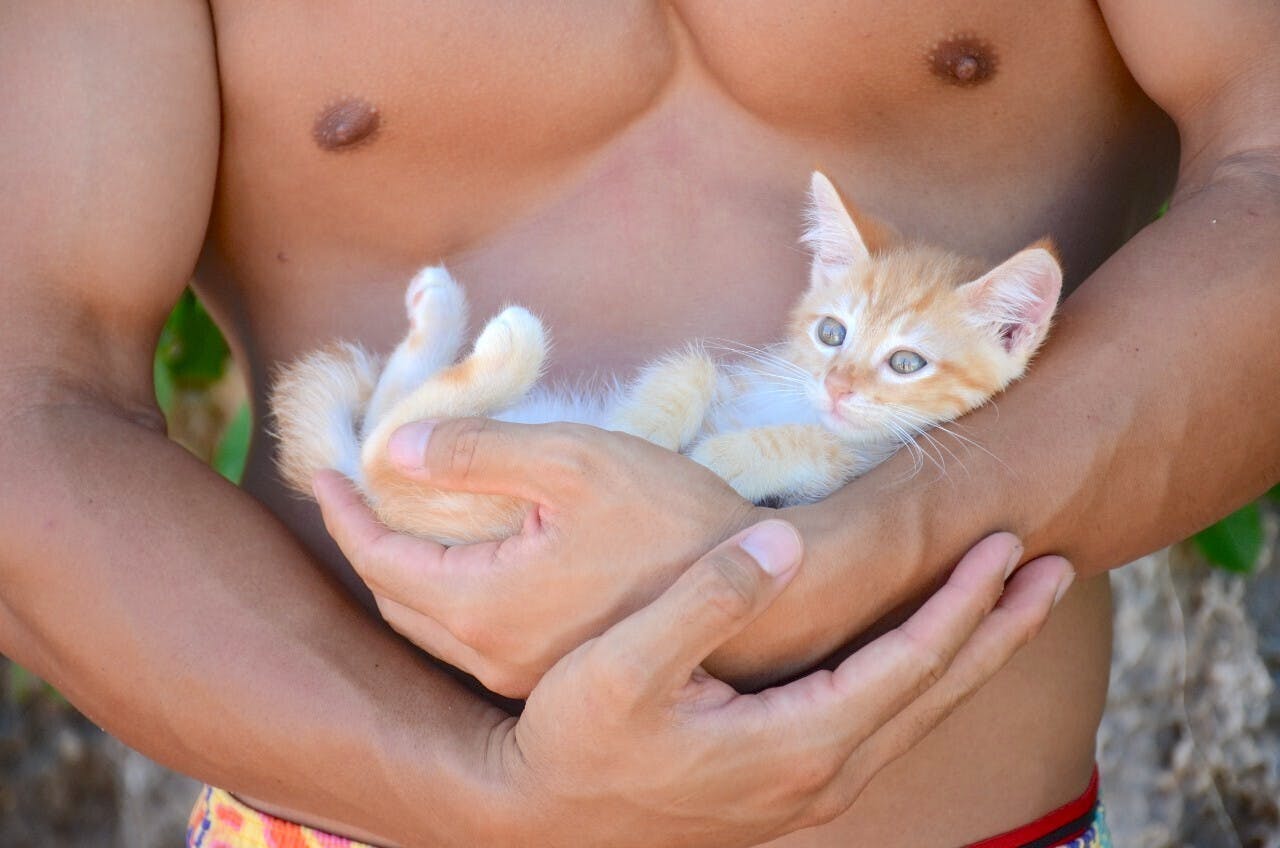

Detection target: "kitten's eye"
[816, 317, 847, 347]
[888, 350, 927, 374]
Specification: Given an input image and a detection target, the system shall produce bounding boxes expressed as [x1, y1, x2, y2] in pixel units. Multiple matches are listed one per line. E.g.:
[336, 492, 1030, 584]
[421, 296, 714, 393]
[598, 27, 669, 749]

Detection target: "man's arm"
[727, 0, 1280, 675]
[0, 3, 509, 841]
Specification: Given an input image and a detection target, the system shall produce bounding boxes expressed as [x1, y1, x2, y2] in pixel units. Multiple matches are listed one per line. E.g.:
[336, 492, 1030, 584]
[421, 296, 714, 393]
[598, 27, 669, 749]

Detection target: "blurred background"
[1, 292, 1278, 847]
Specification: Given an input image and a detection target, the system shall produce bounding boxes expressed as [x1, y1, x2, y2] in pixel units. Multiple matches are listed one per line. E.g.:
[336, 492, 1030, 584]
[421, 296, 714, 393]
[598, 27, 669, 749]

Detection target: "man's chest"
[200, 0, 1171, 375]
[208, 0, 1119, 154]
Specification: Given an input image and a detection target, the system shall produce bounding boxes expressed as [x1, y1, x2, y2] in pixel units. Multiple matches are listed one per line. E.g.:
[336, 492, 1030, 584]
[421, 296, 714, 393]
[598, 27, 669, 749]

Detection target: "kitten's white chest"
[704, 367, 821, 436]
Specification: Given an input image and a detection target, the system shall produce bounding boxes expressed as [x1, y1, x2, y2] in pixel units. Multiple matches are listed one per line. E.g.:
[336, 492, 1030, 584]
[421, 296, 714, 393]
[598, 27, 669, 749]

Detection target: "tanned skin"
[2, 0, 1278, 846]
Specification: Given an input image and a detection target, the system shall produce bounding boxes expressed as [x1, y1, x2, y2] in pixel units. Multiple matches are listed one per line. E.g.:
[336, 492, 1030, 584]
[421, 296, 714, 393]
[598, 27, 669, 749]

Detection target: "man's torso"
[197, 2, 1175, 843]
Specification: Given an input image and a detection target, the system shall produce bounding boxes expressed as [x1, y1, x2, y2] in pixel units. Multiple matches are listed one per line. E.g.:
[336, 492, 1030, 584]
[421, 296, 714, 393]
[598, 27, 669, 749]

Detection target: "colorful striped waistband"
[188, 767, 1107, 848]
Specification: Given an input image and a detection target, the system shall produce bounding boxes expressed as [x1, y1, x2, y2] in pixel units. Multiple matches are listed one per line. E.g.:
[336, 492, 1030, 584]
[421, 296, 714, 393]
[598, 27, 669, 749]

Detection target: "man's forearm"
[893, 155, 1280, 575]
[718, 152, 1280, 678]
[0, 390, 504, 845]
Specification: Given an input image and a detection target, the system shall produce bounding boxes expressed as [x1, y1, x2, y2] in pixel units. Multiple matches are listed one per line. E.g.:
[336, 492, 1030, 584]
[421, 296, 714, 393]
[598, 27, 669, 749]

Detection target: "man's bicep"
[1099, 0, 1280, 173]
[0, 1, 219, 405]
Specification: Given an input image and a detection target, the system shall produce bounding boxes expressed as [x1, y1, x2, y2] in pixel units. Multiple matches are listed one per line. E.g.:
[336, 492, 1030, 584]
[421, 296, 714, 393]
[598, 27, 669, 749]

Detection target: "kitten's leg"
[609, 345, 718, 451]
[364, 265, 469, 435]
[690, 425, 863, 504]
[360, 304, 549, 465]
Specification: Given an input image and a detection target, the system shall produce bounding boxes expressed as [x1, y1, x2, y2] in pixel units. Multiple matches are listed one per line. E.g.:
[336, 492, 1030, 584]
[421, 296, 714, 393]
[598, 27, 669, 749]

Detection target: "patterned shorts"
[187, 786, 375, 848]
[187, 770, 1110, 848]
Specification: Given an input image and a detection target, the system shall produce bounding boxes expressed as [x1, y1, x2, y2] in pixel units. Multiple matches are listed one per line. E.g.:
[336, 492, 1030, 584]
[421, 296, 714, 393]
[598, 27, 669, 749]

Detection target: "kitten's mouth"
[821, 407, 864, 435]
[821, 406, 883, 444]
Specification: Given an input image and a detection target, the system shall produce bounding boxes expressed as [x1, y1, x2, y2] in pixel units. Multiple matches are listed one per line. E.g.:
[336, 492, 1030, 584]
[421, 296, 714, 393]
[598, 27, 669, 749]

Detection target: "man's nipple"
[313, 98, 382, 151]
[927, 35, 998, 88]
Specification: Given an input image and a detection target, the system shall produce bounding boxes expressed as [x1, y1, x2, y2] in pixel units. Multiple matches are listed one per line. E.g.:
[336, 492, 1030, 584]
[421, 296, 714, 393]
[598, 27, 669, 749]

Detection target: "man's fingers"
[313, 469, 455, 602]
[313, 469, 403, 559]
[757, 532, 1021, 747]
[384, 417, 596, 502]
[821, 554, 1073, 813]
[373, 595, 525, 691]
[591, 520, 803, 701]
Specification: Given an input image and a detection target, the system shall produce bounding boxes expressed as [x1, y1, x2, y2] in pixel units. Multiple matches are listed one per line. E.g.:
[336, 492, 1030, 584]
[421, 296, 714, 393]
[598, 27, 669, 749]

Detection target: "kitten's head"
[787, 172, 1062, 445]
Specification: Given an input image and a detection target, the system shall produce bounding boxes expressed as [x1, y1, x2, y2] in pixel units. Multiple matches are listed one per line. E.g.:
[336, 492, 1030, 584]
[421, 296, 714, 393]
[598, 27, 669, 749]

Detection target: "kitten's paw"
[691, 426, 853, 505]
[612, 417, 680, 450]
[610, 346, 717, 450]
[689, 437, 762, 500]
[471, 306, 548, 365]
[405, 265, 467, 333]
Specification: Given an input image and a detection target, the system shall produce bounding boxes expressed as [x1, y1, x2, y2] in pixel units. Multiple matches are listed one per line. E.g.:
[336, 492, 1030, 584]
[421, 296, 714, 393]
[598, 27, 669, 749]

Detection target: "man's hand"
[315, 418, 763, 697]
[480, 525, 1071, 847]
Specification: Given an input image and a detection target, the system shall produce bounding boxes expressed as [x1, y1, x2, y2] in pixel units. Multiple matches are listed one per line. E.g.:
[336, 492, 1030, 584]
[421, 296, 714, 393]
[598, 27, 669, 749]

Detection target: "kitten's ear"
[802, 172, 871, 283]
[960, 240, 1063, 356]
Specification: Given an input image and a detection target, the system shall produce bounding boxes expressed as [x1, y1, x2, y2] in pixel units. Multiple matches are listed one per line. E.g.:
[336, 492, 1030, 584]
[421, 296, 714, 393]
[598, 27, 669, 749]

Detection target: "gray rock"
[1100, 528, 1280, 847]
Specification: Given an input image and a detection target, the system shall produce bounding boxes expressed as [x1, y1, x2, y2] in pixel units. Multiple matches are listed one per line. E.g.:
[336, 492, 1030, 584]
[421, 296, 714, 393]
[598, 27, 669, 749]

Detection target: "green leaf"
[155, 290, 229, 389]
[153, 351, 175, 414]
[7, 662, 38, 702]
[5, 663, 61, 704]
[1192, 502, 1264, 574]
[213, 403, 252, 484]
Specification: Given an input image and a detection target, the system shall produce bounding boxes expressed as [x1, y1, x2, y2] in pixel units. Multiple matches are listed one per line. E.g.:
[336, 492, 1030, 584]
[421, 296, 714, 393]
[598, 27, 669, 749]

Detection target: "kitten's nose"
[824, 371, 857, 405]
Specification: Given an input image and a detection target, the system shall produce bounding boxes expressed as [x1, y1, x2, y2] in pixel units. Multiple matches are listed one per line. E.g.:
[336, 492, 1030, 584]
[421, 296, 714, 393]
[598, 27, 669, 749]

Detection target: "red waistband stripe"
[964, 768, 1100, 848]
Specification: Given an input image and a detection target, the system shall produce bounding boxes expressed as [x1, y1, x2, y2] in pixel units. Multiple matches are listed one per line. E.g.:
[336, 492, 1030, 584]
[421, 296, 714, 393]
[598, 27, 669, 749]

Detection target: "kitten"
[271, 172, 1062, 544]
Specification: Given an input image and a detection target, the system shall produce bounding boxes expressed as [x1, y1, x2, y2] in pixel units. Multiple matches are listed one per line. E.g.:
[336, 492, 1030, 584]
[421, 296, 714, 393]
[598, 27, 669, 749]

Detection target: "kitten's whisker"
[885, 422, 938, 484]
[707, 339, 815, 382]
[927, 422, 1012, 475]
[721, 354, 810, 380]
[888, 413, 964, 472]
[879, 403, 1012, 475]
[737, 362, 813, 387]
[880, 411, 958, 484]
[884, 418, 945, 481]
[917, 428, 967, 480]
[886, 423, 926, 480]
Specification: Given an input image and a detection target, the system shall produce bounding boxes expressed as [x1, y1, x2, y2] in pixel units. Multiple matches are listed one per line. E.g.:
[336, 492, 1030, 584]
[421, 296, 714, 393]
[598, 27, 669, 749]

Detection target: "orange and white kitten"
[271, 173, 1061, 544]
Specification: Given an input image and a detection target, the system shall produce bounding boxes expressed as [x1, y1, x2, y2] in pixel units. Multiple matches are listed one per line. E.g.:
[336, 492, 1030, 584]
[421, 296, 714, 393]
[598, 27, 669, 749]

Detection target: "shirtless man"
[3, 0, 1279, 845]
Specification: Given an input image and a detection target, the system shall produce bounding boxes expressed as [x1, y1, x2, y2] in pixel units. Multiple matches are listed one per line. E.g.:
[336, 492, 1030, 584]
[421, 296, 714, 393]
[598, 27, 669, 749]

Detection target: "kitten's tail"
[269, 342, 381, 496]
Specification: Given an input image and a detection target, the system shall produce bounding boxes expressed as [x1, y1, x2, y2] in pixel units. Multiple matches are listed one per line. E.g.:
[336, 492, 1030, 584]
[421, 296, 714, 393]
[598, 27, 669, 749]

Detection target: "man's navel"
[926, 34, 998, 88]
[313, 97, 382, 151]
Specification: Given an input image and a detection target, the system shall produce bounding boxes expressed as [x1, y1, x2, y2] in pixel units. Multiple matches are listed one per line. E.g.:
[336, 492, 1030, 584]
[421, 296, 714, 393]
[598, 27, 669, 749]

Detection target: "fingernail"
[1005, 541, 1024, 580]
[388, 422, 435, 471]
[739, 521, 803, 576]
[1053, 568, 1076, 607]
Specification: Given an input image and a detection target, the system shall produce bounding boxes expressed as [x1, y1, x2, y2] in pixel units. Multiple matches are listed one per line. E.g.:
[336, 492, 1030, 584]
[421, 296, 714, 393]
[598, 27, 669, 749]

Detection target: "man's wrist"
[367, 695, 519, 846]
[701, 488, 908, 687]
[791, 479, 933, 638]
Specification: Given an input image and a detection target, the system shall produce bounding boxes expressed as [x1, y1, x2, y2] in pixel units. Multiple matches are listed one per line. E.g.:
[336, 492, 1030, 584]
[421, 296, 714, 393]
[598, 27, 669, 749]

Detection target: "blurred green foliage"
[154, 290, 230, 395]
[4, 661, 59, 704]
[1192, 487, 1280, 574]
[213, 404, 253, 483]
[153, 289, 250, 484]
